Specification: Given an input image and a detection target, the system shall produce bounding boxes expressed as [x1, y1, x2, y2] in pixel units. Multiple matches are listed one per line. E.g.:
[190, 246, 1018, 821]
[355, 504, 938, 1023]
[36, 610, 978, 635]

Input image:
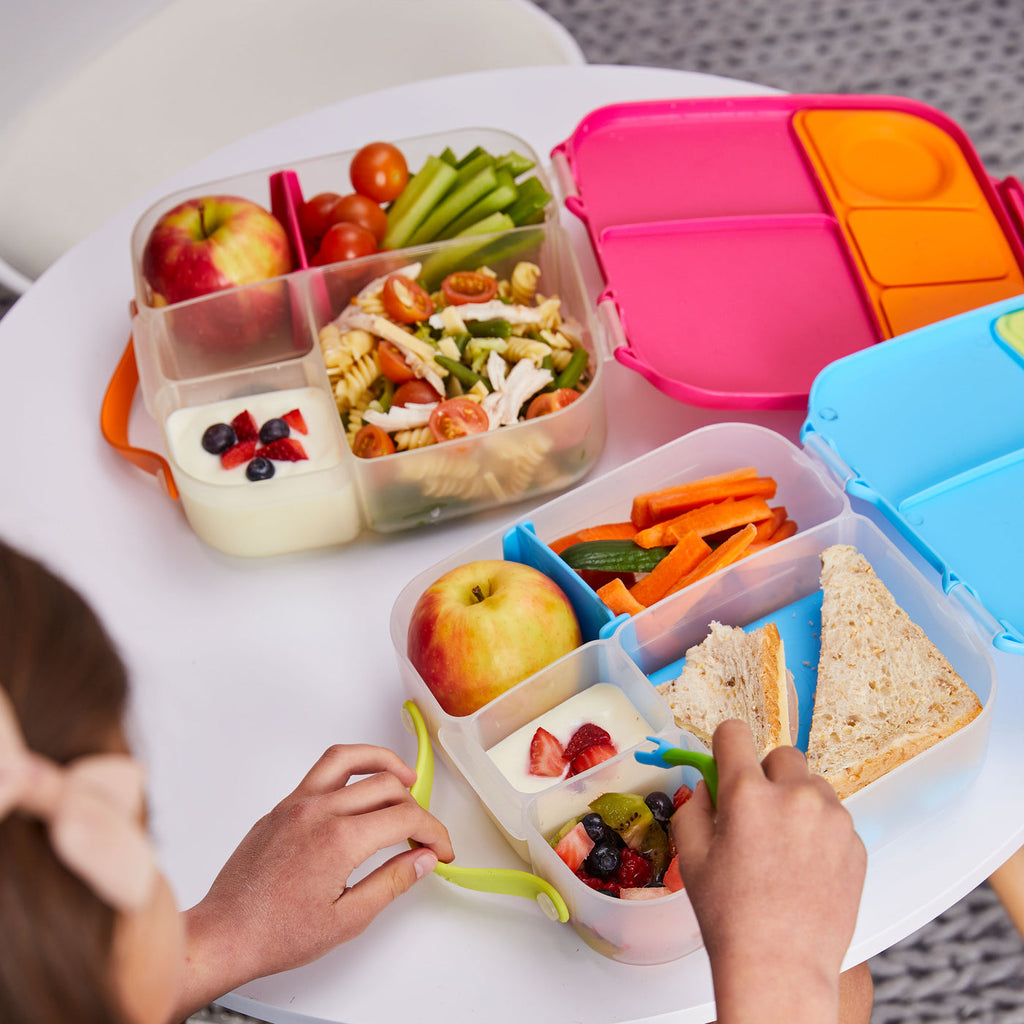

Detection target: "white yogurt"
[163, 385, 361, 558]
[487, 683, 652, 793]
[165, 385, 343, 485]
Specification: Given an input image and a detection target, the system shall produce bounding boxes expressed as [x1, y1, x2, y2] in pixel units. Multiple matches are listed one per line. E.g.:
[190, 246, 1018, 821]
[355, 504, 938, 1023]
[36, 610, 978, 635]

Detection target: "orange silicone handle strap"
[100, 335, 179, 500]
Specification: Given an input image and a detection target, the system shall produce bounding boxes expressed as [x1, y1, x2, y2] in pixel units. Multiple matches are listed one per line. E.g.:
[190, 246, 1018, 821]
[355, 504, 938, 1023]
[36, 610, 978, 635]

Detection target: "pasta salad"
[317, 260, 591, 458]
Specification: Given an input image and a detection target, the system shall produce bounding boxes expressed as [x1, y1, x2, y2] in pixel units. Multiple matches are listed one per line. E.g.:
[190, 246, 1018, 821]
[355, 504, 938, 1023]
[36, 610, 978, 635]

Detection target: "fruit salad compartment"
[391, 422, 997, 961]
[121, 128, 607, 555]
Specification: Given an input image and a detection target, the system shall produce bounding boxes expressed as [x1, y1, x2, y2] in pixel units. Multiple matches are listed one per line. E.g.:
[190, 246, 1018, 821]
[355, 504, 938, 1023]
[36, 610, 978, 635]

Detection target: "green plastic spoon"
[402, 700, 569, 923]
[635, 736, 719, 806]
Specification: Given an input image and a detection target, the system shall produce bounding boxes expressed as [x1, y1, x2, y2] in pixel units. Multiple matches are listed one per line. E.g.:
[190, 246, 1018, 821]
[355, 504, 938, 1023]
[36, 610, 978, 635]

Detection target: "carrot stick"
[752, 506, 788, 542]
[647, 476, 777, 524]
[742, 518, 800, 559]
[664, 523, 758, 597]
[596, 577, 647, 617]
[577, 521, 637, 543]
[631, 467, 758, 529]
[659, 496, 773, 546]
[628, 531, 711, 606]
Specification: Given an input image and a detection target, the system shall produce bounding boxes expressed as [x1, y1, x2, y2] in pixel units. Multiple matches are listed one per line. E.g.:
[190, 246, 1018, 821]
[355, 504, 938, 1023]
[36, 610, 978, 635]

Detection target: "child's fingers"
[760, 743, 812, 784]
[292, 744, 417, 797]
[334, 847, 439, 938]
[710, 718, 762, 786]
[671, 779, 714, 870]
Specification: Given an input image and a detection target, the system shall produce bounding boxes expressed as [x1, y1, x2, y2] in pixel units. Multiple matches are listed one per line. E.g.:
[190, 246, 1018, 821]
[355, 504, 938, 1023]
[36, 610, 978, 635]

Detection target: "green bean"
[435, 353, 485, 389]
[554, 347, 589, 390]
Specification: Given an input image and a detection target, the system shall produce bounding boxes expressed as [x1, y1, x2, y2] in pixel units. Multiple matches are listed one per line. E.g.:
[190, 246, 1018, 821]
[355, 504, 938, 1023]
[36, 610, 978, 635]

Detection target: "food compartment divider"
[438, 639, 675, 851]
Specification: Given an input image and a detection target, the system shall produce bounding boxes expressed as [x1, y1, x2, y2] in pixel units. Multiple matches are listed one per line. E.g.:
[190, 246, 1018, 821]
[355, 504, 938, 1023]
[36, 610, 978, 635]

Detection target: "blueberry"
[201, 422, 236, 454]
[259, 417, 290, 444]
[645, 790, 674, 824]
[245, 457, 275, 482]
[581, 812, 612, 844]
[585, 842, 621, 879]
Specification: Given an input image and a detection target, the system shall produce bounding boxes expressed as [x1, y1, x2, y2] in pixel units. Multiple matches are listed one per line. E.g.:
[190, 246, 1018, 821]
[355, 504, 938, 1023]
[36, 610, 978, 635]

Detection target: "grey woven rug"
[5, 1, 1020, 1021]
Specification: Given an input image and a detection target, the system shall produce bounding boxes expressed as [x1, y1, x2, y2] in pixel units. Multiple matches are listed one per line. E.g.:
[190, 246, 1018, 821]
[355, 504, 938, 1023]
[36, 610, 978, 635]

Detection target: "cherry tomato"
[393, 380, 442, 407]
[441, 270, 498, 305]
[526, 388, 581, 419]
[316, 221, 377, 264]
[330, 193, 388, 244]
[382, 274, 434, 323]
[298, 192, 343, 248]
[377, 340, 416, 384]
[350, 142, 408, 203]
[428, 398, 490, 443]
[351, 424, 395, 459]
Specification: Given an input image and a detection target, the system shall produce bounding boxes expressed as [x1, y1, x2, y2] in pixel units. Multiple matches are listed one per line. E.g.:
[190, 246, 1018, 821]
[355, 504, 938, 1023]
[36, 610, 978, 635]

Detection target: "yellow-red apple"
[407, 559, 581, 717]
[142, 194, 292, 307]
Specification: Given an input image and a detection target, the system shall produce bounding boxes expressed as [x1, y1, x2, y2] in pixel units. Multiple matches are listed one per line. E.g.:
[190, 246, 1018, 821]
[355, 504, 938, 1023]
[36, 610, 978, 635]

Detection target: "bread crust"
[807, 544, 983, 799]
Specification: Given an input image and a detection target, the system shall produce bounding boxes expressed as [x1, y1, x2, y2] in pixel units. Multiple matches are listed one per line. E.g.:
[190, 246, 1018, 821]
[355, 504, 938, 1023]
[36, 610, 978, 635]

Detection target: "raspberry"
[615, 848, 652, 889]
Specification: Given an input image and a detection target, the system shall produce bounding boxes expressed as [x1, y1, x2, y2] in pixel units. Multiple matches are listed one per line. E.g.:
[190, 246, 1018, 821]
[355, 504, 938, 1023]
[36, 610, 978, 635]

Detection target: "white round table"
[2, 65, 1022, 1024]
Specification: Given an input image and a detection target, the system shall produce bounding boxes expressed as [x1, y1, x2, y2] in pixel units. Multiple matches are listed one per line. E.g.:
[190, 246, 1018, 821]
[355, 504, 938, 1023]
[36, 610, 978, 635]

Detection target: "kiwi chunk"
[549, 814, 585, 848]
[589, 793, 653, 849]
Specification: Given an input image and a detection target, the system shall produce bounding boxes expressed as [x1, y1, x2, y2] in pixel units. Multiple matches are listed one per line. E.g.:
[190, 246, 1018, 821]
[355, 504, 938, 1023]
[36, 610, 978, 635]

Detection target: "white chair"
[0, 0, 583, 292]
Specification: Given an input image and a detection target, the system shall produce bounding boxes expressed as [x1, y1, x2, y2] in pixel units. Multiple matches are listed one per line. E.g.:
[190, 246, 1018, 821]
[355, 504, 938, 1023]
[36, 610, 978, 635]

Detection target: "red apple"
[141, 194, 293, 307]
[407, 559, 582, 717]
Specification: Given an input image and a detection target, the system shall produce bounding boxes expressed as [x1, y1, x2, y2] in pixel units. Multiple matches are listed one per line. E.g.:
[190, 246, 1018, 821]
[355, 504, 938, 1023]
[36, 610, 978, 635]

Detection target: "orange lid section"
[794, 108, 1024, 336]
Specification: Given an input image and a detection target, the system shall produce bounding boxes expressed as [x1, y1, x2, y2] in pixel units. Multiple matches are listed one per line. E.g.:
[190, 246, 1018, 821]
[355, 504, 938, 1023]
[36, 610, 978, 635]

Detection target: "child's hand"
[671, 720, 866, 1024]
[175, 744, 453, 1017]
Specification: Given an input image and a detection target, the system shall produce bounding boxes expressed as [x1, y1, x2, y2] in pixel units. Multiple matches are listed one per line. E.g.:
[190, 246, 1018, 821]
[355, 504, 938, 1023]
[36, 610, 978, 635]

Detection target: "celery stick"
[383, 158, 458, 249]
[419, 214, 520, 291]
[455, 145, 488, 169]
[438, 146, 458, 166]
[496, 151, 535, 176]
[439, 169, 518, 239]
[406, 164, 498, 247]
[385, 155, 445, 234]
[455, 212, 514, 237]
[452, 151, 494, 188]
[505, 176, 552, 225]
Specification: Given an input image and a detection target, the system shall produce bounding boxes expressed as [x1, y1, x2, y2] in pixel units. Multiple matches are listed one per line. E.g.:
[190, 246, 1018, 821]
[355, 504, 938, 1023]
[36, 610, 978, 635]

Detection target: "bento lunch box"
[102, 129, 607, 558]
[391, 294, 1024, 963]
[551, 94, 1024, 410]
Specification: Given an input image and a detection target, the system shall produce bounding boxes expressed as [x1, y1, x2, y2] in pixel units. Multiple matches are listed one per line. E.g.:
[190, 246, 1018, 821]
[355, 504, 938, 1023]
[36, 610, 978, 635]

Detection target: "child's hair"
[0, 538, 132, 1024]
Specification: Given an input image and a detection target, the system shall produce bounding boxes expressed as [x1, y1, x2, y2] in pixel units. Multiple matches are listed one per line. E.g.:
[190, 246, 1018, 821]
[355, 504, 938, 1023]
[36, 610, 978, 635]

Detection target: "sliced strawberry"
[663, 854, 685, 893]
[282, 408, 308, 435]
[256, 438, 308, 462]
[563, 723, 613, 762]
[230, 410, 259, 443]
[615, 847, 652, 888]
[567, 741, 617, 777]
[620, 886, 670, 900]
[528, 727, 567, 777]
[672, 784, 694, 811]
[221, 439, 257, 469]
[554, 822, 594, 873]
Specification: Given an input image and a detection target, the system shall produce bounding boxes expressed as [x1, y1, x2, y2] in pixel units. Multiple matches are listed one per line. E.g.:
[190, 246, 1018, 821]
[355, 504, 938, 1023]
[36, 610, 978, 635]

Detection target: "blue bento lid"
[801, 293, 1024, 655]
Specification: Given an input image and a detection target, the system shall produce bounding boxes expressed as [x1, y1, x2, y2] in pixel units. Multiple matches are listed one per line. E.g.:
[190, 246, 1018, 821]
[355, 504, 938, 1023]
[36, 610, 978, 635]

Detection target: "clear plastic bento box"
[104, 129, 607, 557]
[391, 411, 1001, 964]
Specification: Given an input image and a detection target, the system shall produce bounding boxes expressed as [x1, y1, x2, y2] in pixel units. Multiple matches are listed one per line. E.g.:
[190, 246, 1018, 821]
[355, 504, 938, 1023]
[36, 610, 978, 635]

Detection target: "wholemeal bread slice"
[806, 544, 983, 799]
[656, 620, 794, 760]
